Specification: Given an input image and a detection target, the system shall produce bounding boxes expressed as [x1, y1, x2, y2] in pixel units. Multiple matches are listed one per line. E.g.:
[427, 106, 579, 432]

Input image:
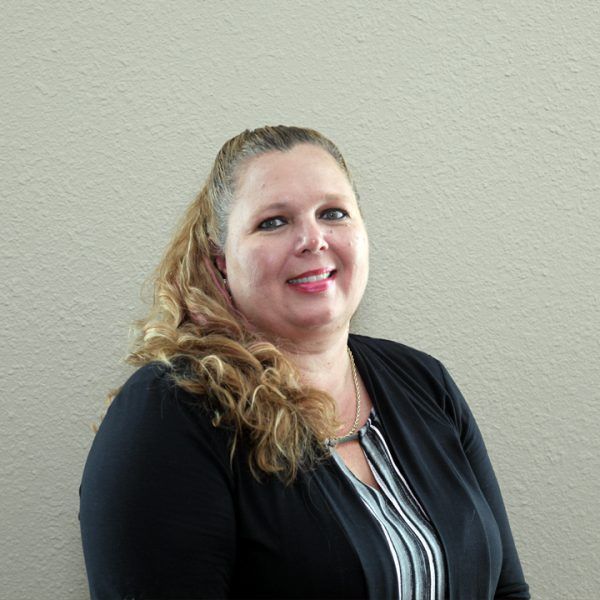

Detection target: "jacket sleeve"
[79, 364, 236, 599]
[439, 362, 530, 600]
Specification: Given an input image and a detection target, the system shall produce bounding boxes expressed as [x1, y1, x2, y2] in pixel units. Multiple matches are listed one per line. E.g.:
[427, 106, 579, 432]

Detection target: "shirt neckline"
[327, 409, 376, 447]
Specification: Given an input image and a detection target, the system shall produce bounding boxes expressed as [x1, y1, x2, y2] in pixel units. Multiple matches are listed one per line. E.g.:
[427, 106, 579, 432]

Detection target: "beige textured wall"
[2, 1, 599, 598]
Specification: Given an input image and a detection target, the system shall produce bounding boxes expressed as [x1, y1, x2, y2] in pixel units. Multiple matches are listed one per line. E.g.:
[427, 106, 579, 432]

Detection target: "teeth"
[288, 272, 332, 284]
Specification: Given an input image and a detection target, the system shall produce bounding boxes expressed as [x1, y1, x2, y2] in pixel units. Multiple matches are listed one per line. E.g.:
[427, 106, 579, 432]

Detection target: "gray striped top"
[331, 410, 446, 600]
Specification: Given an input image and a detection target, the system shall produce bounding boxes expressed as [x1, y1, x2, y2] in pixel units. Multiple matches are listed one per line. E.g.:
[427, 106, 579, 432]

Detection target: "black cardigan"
[80, 334, 529, 599]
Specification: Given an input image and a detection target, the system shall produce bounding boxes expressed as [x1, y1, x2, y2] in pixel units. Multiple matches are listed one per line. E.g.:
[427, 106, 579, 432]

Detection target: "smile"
[287, 270, 336, 284]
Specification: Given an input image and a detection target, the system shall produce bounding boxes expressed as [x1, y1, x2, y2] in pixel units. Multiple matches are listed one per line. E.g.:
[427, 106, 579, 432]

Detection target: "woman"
[80, 126, 529, 599]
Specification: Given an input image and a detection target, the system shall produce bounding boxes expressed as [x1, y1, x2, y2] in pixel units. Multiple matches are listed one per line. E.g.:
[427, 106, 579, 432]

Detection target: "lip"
[286, 268, 335, 282]
[286, 268, 336, 294]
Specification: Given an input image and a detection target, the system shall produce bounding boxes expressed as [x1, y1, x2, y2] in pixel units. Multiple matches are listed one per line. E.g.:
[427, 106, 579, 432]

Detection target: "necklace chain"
[331, 347, 361, 442]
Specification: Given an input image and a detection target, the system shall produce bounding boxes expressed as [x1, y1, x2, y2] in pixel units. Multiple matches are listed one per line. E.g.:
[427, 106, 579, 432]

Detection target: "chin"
[290, 310, 350, 334]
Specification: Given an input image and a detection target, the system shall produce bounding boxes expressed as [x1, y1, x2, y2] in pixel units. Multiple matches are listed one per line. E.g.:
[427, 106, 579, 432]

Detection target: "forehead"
[233, 144, 353, 207]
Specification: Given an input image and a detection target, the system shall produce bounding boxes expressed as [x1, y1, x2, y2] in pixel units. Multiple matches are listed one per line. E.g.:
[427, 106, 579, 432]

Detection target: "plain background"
[2, 1, 599, 598]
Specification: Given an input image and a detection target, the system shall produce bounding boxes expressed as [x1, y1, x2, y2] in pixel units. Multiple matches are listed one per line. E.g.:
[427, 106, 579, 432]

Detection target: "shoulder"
[94, 362, 233, 476]
[349, 333, 444, 385]
[108, 361, 216, 424]
[349, 333, 470, 431]
[115, 361, 174, 402]
[103, 362, 184, 425]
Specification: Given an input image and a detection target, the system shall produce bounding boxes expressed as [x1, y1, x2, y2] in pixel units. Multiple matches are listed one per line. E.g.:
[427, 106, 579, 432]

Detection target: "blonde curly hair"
[114, 125, 360, 481]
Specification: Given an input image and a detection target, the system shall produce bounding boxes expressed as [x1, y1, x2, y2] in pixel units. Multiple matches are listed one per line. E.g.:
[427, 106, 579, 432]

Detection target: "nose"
[294, 222, 329, 255]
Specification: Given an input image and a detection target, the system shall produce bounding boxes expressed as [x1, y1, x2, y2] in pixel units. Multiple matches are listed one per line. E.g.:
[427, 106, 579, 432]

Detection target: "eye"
[258, 216, 287, 231]
[320, 208, 349, 221]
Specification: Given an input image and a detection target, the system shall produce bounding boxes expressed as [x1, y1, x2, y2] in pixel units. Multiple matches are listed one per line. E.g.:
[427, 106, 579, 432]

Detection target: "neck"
[279, 329, 351, 394]
[262, 326, 367, 436]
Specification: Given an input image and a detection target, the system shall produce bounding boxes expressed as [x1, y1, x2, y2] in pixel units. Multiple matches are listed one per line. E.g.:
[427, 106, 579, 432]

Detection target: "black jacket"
[80, 334, 529, 599]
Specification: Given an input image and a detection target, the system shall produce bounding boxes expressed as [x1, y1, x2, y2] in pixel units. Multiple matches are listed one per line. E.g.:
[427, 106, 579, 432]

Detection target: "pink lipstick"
[286, 268, 336, 293]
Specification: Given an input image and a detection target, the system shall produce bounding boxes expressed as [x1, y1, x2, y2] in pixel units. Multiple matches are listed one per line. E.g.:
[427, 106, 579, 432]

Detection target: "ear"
[214, 254, 227, 277]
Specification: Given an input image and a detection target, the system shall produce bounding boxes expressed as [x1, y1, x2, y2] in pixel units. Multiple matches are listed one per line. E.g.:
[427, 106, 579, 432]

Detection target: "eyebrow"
[256, 194, 350, 213]
[257, 202, 289, 212]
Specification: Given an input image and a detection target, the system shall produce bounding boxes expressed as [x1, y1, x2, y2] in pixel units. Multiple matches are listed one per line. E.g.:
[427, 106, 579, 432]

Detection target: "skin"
[217, 144, 369, 345]
[216, 143, 378, 487]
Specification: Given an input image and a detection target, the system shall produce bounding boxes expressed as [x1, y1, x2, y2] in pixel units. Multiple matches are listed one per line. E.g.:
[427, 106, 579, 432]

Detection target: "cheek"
[233, 244, 283, 286]
[345, 230, 369, 267]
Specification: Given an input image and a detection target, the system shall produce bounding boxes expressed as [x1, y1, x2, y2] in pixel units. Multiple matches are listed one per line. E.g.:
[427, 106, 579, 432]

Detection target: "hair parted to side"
[113, 125, 359, 482]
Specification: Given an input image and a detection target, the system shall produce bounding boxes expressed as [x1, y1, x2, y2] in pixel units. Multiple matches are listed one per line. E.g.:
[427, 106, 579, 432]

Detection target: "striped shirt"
[331, 410, 447, 600]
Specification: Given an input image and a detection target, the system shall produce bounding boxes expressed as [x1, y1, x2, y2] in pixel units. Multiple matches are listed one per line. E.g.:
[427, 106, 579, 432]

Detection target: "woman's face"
[216, 143, 369, 343]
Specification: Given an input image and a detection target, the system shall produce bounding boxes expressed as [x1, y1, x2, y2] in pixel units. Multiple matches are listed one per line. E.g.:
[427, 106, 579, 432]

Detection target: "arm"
[439, 362, 530, 600]
[79, 364, 236, 599]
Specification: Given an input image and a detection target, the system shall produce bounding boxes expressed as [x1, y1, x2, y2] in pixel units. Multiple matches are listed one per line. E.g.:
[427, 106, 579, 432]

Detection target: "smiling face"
[215, 143, 369, 344]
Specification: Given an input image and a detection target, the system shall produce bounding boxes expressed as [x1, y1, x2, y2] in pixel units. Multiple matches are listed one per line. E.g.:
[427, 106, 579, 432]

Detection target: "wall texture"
[1, 1, 599, 598]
